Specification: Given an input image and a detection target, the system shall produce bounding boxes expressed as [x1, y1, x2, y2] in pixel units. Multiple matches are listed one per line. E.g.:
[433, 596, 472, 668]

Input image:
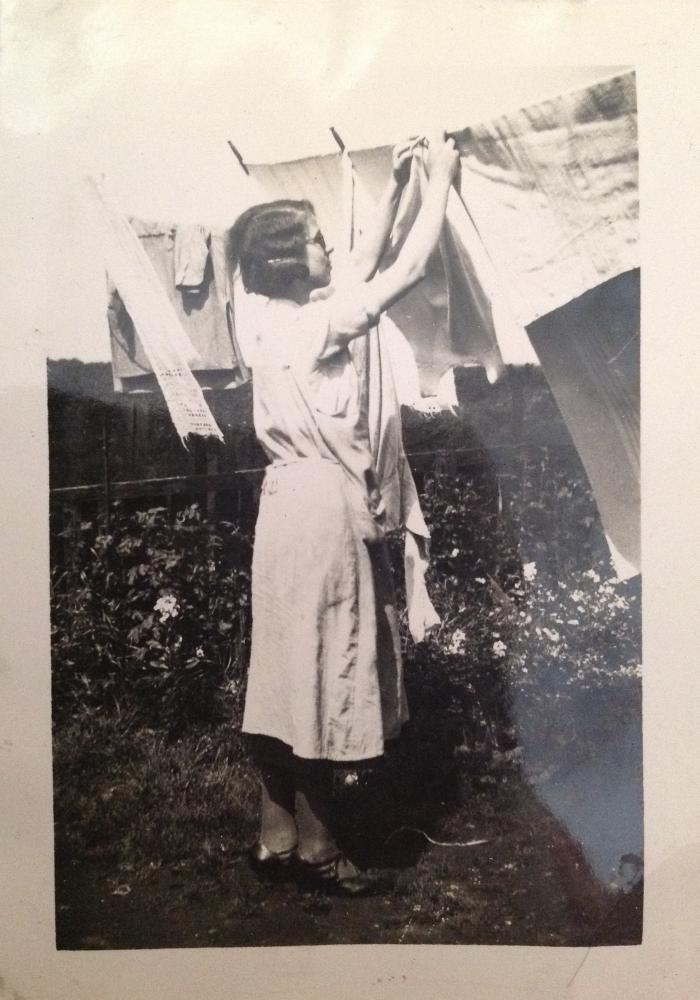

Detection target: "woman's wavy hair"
[226, 199, 315, 297]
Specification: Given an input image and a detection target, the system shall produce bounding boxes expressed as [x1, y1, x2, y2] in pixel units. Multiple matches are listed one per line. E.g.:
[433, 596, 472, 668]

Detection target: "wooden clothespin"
[227, 141, 250, 176]
[329, 127, 345, 153]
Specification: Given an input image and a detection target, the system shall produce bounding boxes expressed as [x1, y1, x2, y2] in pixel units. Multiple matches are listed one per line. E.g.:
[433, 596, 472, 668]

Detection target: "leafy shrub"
[51, 504, 252, 732]
[51, 452, 640, 761]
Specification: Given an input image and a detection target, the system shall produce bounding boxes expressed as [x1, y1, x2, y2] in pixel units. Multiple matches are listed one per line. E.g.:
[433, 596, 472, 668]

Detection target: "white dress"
[240, 290, 408, 761]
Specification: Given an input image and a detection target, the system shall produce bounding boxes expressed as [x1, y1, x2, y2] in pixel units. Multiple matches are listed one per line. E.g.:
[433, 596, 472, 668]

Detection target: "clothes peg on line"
[227, 141, 250, 176]
[329, 127, 346, 153]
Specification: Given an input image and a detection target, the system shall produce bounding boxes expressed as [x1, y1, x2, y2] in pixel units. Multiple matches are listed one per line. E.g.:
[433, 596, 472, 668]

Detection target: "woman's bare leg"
[258, 765, 298, 853]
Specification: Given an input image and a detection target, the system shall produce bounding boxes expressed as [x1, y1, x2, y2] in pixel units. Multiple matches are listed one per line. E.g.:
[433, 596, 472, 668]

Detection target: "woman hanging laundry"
[226, 133, 459, 894]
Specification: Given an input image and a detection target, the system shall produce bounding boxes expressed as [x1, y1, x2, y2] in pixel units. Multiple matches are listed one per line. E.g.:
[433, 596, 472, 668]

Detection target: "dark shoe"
[296, 852, 384, 897]
[248, 841, 298, 882]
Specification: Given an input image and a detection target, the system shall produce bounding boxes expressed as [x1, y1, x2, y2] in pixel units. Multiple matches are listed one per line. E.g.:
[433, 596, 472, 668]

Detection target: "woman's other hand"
[425, 132, 460, 185]
[391, 137, 422, 186]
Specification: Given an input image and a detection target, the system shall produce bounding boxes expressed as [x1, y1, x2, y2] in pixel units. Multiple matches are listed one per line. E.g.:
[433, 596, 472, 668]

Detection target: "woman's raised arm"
[329, 134, 459, 342]
[367, 134, 458, 310]
[347, 139, 420, 283]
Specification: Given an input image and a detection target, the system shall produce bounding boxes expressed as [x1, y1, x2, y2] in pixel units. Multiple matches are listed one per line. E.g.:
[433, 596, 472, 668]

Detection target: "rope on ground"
[384, 826, 488, 848]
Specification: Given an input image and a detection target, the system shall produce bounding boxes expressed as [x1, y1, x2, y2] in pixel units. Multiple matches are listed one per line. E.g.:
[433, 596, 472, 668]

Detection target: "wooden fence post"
[206, 440, 218, 518]
[102, 408, 111, 529]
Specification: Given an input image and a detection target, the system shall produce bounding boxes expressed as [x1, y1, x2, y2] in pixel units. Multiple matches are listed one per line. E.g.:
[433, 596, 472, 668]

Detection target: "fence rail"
[50, 470, 265, 502]
[49, 442, 552, 502]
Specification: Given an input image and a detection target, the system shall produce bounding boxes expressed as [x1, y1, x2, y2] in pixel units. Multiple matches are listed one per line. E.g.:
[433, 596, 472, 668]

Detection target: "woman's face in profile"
[304, 215, 333, 289]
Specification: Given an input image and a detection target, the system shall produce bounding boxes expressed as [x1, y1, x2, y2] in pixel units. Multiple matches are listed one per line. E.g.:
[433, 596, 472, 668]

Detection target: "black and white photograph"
[2, 1, 699, 996]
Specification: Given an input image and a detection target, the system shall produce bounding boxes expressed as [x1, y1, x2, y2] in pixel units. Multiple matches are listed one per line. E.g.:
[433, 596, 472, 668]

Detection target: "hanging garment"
[107, 219, 249, 393]
[87, 177, 223, 443]
[173, 223, 210, 296]
[527, 269, 640, 577]
[377, 150, 513, 390]
[337, 151, 439, 641]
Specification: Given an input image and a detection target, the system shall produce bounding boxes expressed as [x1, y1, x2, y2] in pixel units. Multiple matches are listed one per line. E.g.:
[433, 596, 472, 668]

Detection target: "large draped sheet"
[527, 269, 640, 577]
[452, 71, 639, 575]
[453, 72, 638, 326]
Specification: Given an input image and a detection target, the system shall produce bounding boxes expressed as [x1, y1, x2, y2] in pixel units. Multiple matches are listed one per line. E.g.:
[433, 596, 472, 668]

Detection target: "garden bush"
[51, 503, 253, 732]
[51, 453, 640, 761]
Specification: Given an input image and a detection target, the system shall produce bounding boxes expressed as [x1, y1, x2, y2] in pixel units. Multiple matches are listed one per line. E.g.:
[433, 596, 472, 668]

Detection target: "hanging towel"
[108, 218, 249, 392]
[174, 223, 210, 297]
[87, 177, 223, 443]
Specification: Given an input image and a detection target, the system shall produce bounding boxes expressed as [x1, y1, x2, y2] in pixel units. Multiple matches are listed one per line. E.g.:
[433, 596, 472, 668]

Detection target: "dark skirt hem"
[245, 733, 394, 774]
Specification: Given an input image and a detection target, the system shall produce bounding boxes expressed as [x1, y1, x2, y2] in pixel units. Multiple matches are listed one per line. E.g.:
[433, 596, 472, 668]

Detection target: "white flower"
[475, 577, 486, 584]
[492, 640, 508, 659]
[451, 547, 460, 558]
[343, 771, 359, 787]
[523, 562, 537, 582]
[583, 569, 601, 583]
[570, 590, 585, 603]
[196, 647, 205, 659]
[542, 627, 560, 643]
[567, 619, 580, 626]
[154, 595, 179, 623]
[448, 628, 467, 655]
[154, 595, 176, 613]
